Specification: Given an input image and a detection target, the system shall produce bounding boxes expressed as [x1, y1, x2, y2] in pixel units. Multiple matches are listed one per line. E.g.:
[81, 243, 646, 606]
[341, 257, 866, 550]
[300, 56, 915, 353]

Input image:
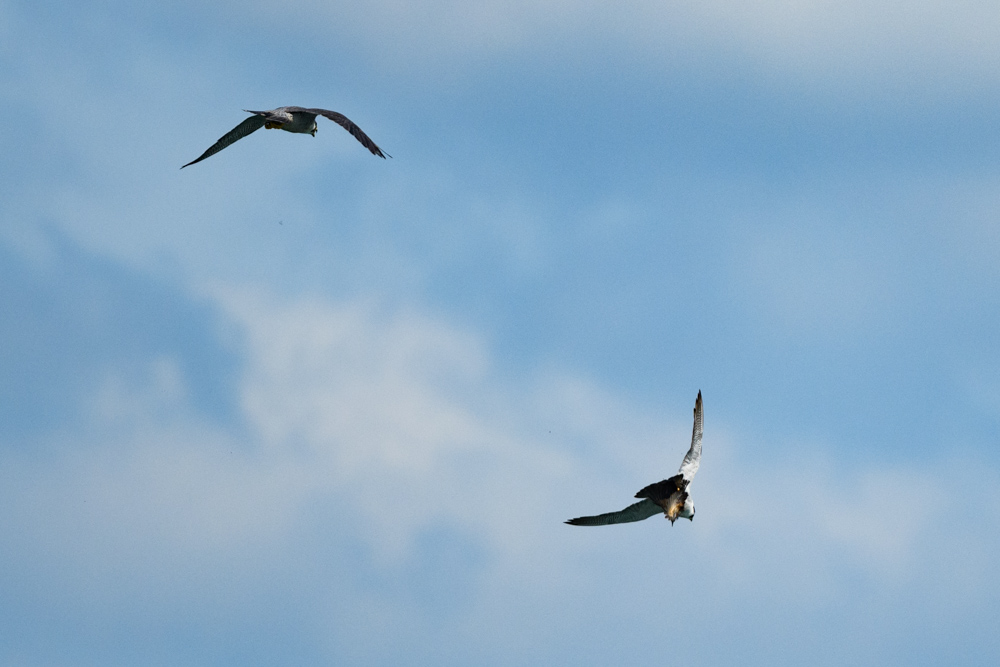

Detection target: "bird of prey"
[181, 106, 389, 168]
[566, 390, 703, 526]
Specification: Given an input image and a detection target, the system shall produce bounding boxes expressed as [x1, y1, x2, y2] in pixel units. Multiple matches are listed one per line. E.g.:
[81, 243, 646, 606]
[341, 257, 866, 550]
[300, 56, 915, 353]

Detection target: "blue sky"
[2, 0, 999, 664]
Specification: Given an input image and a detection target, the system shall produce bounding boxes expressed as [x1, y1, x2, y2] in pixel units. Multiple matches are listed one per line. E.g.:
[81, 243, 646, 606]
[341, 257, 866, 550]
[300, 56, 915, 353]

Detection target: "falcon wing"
[635, 475, 685, 501]
[299, 107, 390, 158]
[678, 390, 703, 482]
[181, 115, 266, 168]
[565, 499, 662, 526]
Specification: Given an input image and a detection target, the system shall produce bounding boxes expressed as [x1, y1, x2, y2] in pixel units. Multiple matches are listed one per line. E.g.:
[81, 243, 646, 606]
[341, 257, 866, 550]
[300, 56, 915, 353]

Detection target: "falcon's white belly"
[279, 115, 318, 134]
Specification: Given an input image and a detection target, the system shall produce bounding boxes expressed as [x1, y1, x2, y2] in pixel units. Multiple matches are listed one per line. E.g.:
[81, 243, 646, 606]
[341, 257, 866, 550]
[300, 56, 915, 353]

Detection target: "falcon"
[181, 106, 389, 168]
[566, 390, 703, 526]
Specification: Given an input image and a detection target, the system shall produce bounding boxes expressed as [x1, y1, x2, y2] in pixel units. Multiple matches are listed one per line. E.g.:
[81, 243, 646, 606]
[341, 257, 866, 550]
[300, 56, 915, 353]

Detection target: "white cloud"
[0, 289, 1000, 660]
[214, 286, 1000, 628]
[226, 0, 1000, 86]
[3, 287, 997, 622]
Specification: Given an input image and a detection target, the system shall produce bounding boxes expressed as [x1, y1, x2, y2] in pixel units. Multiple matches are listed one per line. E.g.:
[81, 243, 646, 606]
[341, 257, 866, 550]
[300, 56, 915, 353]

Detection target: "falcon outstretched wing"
[678, 390, 703, 482]
[565, 499, 662, 526]
[182, 115, 266, 168]
[297, 107, 390, 158]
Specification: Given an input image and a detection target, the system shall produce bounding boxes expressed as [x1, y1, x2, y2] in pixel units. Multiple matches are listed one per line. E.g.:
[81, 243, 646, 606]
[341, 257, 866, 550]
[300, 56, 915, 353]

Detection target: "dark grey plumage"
[181, 106, 389, 168]
[564, 499, 663, 526]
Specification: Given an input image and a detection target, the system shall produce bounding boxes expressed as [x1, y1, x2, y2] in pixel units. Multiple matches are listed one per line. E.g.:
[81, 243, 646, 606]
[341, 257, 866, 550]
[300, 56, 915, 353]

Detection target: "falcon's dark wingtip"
[180, 156, 205, 169]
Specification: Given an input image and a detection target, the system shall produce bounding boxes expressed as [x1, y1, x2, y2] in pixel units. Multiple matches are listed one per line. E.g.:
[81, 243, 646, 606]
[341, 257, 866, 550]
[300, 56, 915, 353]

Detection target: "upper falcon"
[182, 106, 389, 168]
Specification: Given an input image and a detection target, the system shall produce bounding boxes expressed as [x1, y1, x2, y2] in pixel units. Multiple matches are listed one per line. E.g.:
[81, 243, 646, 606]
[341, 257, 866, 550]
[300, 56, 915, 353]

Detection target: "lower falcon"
[566, 390, 703, 526]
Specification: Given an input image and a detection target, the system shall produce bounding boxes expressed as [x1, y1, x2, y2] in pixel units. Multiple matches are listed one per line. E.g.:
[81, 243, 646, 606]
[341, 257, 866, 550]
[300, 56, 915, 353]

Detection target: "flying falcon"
[566, 390, 703, 526]
[181, 106, 389, 168]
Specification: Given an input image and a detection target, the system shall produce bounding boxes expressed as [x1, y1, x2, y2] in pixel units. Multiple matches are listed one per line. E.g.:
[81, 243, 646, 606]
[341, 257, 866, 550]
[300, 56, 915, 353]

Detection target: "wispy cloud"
[3, 2, 999, 662]
[212, 0, 1000, 87]
[3, 283, 997, 663]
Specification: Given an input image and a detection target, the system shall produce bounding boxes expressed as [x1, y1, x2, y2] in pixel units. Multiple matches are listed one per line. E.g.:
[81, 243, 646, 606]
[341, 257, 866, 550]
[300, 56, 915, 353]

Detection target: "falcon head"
[679, 497, 695, 521]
